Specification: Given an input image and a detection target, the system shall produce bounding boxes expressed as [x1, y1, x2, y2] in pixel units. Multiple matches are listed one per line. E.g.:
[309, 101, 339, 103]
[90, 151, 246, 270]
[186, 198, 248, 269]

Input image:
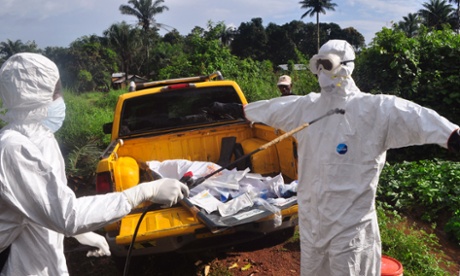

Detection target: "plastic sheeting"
[146, 159, 297, 228]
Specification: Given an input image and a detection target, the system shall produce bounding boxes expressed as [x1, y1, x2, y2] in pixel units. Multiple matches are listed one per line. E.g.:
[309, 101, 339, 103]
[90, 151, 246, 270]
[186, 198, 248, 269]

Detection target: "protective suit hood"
[0, 53, 59, 125]
[311, 40, 359, 95]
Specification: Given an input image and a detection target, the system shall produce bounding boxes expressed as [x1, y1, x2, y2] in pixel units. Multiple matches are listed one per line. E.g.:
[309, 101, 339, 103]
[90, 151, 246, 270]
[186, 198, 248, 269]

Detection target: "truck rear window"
[119, 86, 244, 136]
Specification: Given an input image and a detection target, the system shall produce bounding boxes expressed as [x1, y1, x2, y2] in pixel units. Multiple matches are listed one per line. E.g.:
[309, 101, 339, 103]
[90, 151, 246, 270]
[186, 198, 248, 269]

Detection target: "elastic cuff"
[121, 190, 136, 209]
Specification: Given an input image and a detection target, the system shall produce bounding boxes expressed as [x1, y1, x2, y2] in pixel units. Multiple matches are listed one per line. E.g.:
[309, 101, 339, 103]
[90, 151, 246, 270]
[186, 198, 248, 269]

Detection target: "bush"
[378, 206, 453, 276]
[378, 159, 460, 243]
[354, 27, 460, 124]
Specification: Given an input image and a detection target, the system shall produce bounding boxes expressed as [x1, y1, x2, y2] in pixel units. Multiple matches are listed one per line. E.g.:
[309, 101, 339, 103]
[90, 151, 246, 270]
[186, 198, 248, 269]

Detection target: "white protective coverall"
[0, 53, 132, 276]
[0, 53, 188, 275]
[244, 40, 459, 275]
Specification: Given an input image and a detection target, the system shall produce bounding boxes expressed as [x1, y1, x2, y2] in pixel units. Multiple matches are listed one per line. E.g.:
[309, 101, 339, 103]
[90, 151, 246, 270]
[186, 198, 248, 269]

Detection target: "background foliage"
[355, 26, 460, 124]
[378, 159, 460, 243]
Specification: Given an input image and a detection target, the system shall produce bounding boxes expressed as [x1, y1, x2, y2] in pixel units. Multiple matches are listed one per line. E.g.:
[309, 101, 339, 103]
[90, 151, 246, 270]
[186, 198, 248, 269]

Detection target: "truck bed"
[96, 73, 299, 256]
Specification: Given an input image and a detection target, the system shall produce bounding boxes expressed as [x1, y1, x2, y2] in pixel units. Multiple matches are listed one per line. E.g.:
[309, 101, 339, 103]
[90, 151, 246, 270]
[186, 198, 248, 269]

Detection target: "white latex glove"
[123, 178, 190, 208]
[73, 232, 111, 257]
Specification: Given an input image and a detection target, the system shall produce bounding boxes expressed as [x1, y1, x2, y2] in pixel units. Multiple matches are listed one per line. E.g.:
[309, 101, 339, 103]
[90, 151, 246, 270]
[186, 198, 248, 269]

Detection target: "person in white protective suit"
[0, 53, 189, 276]
[244, 40, 460, 275]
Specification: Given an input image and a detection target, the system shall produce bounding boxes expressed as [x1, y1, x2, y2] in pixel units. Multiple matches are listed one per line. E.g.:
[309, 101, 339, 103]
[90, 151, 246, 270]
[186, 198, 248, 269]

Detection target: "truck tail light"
[161, 83, 195, 91]
[96, 172, 113, 194]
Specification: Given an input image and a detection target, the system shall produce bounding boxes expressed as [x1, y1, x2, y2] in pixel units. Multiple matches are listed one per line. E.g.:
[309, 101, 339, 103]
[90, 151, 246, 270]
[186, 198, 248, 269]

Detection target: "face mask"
[318, 65, 353, 93]
[318, 72, 342, 92]
[42, 97, 66, 133]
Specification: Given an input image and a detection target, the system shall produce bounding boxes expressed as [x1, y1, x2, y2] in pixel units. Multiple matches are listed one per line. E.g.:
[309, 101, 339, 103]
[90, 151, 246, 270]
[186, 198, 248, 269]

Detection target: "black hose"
[123, 169, 185, 276]
[122, 205, 153, 276]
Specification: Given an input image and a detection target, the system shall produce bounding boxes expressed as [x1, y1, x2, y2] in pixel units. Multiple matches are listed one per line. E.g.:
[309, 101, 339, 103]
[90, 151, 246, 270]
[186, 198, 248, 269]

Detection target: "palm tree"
[119, 0, 170, 68]
[448, 0, 460, 32]
[397, 13, 421, 37]
[299, 0, 337, 51]
[119, 0, 169, 32]
[0, 39, 26, 60]
[219, 25, 237, 48]
[120, 0, 169, 75]
[418, 0, 455, 30]
[104, 22, 142, 84]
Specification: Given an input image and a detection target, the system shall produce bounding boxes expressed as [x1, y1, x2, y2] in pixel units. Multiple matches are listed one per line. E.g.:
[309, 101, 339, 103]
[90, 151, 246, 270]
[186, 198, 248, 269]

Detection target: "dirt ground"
[65, 230, 301, 276]
[65, 224, 460, 276]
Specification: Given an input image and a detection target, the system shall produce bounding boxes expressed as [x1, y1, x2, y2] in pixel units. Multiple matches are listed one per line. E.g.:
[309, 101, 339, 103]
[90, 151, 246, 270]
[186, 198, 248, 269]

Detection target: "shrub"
[378, 206, 453, 276]
[378, 159, 460, 243]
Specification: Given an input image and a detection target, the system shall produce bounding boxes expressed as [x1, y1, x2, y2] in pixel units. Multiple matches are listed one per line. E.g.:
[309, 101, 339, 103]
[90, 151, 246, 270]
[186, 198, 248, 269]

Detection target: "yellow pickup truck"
[96, 72, 299, 257]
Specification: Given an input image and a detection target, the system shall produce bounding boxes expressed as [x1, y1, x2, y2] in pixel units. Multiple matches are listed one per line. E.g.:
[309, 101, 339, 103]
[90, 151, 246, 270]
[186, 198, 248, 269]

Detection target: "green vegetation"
[56, 90, 124, 185]
[355, 26, 460, 124]
[0, 0, 458, 94]
[378, 207, 454, 276]
[378, 159, 460, 243]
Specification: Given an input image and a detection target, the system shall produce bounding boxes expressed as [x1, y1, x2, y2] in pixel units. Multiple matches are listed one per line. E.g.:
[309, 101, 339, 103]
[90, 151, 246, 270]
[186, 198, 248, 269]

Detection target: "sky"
[0, 0, 427, 49]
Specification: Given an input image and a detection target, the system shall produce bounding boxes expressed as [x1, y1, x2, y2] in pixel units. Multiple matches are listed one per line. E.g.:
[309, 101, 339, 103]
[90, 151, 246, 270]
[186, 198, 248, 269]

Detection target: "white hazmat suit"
[244, 40, 459, 275]
[0, 53, 189, 275]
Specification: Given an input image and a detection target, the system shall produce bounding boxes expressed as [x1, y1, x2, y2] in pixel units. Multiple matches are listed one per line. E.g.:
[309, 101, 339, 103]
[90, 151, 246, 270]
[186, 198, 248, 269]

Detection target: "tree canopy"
[0, 0, 458, 97]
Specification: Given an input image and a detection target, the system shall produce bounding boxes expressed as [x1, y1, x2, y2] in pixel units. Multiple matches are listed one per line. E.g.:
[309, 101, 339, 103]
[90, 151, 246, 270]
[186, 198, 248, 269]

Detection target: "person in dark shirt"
[277, 75, 295, 96]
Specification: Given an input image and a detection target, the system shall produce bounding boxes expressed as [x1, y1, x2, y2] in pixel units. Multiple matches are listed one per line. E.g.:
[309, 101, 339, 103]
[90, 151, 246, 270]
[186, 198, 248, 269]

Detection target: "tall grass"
[57, 89, 124, 183]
